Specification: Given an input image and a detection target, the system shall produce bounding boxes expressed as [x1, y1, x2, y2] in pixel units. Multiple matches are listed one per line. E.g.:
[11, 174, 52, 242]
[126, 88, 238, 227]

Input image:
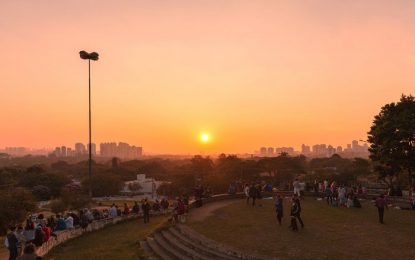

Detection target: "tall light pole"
[79, 50, 99, 198]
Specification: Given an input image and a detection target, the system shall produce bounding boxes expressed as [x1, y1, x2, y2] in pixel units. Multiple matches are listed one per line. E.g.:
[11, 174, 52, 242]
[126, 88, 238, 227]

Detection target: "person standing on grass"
[142, 198, 151, 224]
[293, 194, 304, 228]
[5, 226, 19, 260]
[274, 194, 283, 225]
[290, 200, 299, 231]
[375, 194, 388, 224]
[325, 187, 333, 205]
[293, 178, 301, 198]
[244, 183, 250, 205]
[249, 184, 257, 207]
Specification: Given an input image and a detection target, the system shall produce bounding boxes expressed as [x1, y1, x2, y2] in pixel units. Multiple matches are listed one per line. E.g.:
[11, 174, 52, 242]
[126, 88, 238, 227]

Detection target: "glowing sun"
[200, 133, 209, 143]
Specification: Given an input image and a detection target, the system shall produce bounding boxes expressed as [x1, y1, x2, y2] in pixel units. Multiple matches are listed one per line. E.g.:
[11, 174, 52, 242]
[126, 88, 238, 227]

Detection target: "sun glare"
[201, 133, 209, 143]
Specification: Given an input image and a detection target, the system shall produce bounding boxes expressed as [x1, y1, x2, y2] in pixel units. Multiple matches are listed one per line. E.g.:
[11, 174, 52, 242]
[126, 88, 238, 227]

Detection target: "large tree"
[368, 95, 415, 188]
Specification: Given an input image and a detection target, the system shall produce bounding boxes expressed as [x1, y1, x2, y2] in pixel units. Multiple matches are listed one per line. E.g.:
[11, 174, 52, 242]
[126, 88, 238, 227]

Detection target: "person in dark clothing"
[32, 226, 45, 247]
[255, 184, 263, 207]
[325, 188, 333, 205]
[274, 195, 283, 225]
[375, 194, 388, 224]
[132, 201, 140, 214]
[194, 185, 204, 207]
[290, 201, 299, 231]
[249, 184, 257, 207]
[6, 226, 19, 260]
[142, 199, 151, 224]
[293, 194, 304, 228]
[69, 212, 80, 227]
[353, 196, 362, 208]
[80, 210, 89, 230]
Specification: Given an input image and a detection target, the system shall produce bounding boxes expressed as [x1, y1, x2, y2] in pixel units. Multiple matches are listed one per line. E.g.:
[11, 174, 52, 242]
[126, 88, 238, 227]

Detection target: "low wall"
[37, 212, 161, 256]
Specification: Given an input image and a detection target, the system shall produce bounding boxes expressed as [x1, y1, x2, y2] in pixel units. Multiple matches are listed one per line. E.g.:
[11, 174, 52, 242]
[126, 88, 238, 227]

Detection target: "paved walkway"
[187, 199, 240, 223]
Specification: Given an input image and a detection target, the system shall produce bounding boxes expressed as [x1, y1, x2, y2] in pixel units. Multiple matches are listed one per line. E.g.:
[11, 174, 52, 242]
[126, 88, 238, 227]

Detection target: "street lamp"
[79, 50, 99, 198]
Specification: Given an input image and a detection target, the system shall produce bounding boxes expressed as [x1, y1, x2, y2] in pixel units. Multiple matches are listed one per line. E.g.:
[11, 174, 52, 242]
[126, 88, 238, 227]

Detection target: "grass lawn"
[189, 198, 415, 259]
[45, 216, 168, 260]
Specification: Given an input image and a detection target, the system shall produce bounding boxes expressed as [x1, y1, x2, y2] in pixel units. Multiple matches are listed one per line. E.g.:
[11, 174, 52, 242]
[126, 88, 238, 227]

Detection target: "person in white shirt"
[244, 184, 250, 205]
[338, 186, 346, 206]
[65, 214, 74, 229]
[110, 204, 118, 218]
[293, 179, 301, 197]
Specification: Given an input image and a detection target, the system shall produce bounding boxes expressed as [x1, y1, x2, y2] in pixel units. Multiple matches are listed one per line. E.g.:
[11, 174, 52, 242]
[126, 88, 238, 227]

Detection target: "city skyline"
[2, 138, 367, 157]
[1, 1, 414, 154]
[1, 141, 144, 159]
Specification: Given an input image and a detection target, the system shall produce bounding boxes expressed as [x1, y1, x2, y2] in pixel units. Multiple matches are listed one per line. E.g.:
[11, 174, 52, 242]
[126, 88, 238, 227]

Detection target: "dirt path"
[187, 199, 240, 223]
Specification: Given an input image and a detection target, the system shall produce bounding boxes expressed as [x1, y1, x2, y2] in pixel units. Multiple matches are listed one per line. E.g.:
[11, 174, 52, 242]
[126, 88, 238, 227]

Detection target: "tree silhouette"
[368, 95, 415, 188]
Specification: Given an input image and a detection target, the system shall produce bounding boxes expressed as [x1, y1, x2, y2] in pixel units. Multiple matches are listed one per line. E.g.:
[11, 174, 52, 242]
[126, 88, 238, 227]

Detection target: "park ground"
[45, 216, 167, 260]
[189, 197, 415, 259]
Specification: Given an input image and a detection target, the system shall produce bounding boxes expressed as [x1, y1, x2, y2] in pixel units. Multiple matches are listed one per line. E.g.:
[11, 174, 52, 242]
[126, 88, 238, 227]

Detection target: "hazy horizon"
[1, 0, 414, 154]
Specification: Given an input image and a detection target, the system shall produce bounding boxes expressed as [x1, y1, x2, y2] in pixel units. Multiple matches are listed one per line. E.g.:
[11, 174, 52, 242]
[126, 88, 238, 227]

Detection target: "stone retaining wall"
[37, 212, 158, 256]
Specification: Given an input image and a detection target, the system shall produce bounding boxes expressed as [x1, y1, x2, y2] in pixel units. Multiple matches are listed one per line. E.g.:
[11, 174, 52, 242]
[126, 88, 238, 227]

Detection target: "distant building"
[75, 143, 86, 155]
[312, 144, 328, 157]
[352, 140, 359, 150]
[100, 142, 143, 159]
[87, 143, 96, 155]
[336, 146, 343, 153]
[61, 146, 67, 157]
[301, 144, 311, 154]
[259, 147, 267, 156]
[120, 174, 166, 196]
[66, 148, 74, 157]
[327, 145, 336, 157]
[275, 147, 295, 155]
[54, 147, 61, 157]
[5, 147, 27, 157]
[267, 147, 274, 156]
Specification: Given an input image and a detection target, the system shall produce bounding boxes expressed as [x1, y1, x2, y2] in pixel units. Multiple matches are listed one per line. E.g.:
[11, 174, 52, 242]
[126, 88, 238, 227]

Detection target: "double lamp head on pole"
[79, 50, 99, 198]
[79, 51, 99, 61]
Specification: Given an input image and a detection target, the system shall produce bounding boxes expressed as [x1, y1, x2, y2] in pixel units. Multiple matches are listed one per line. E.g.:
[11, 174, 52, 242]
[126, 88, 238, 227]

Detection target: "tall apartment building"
[100, 142, 143, 159]
[75, 143, 86, 155]
[301, 144, 311, 154]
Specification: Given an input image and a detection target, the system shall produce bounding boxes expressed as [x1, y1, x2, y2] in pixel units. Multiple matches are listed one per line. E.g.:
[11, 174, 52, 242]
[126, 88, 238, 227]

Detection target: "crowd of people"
[4, 197, 177, 260]
[317, 181, 363, 208]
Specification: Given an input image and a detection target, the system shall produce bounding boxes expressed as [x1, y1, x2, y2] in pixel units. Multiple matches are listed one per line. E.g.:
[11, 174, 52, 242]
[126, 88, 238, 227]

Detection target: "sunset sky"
[1, 0, 414, 154]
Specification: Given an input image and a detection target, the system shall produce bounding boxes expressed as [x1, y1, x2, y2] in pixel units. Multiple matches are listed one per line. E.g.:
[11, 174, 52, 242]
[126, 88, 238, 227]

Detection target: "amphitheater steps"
[145, 237, 174, 260]
[142, 224, 273, 260]
[166, 228, 236, 260]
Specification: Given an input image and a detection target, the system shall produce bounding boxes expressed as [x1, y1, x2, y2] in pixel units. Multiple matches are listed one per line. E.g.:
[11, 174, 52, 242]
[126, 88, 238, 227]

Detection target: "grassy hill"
[189, 198, 415, 259]
[46, 216, 167, 260]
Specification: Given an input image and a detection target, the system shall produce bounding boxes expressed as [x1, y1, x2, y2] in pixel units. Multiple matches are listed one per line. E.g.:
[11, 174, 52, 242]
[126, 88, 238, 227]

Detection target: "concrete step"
[175, 224, 259, 259]
[139, 240, 160, 260]
[176, 224, 246, 259]
[146, 237, 174, 260]
[167, 227, 237, 260]
[160, 230, 212, 260]
[153, 233, 193, 260]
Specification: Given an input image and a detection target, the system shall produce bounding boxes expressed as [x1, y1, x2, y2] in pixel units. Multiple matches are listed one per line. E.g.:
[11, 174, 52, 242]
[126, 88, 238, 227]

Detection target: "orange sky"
[1, 0, 414, 154]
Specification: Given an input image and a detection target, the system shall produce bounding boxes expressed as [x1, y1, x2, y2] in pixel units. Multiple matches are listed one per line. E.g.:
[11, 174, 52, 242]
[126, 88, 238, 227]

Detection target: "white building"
[120, 174, 166, 196]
